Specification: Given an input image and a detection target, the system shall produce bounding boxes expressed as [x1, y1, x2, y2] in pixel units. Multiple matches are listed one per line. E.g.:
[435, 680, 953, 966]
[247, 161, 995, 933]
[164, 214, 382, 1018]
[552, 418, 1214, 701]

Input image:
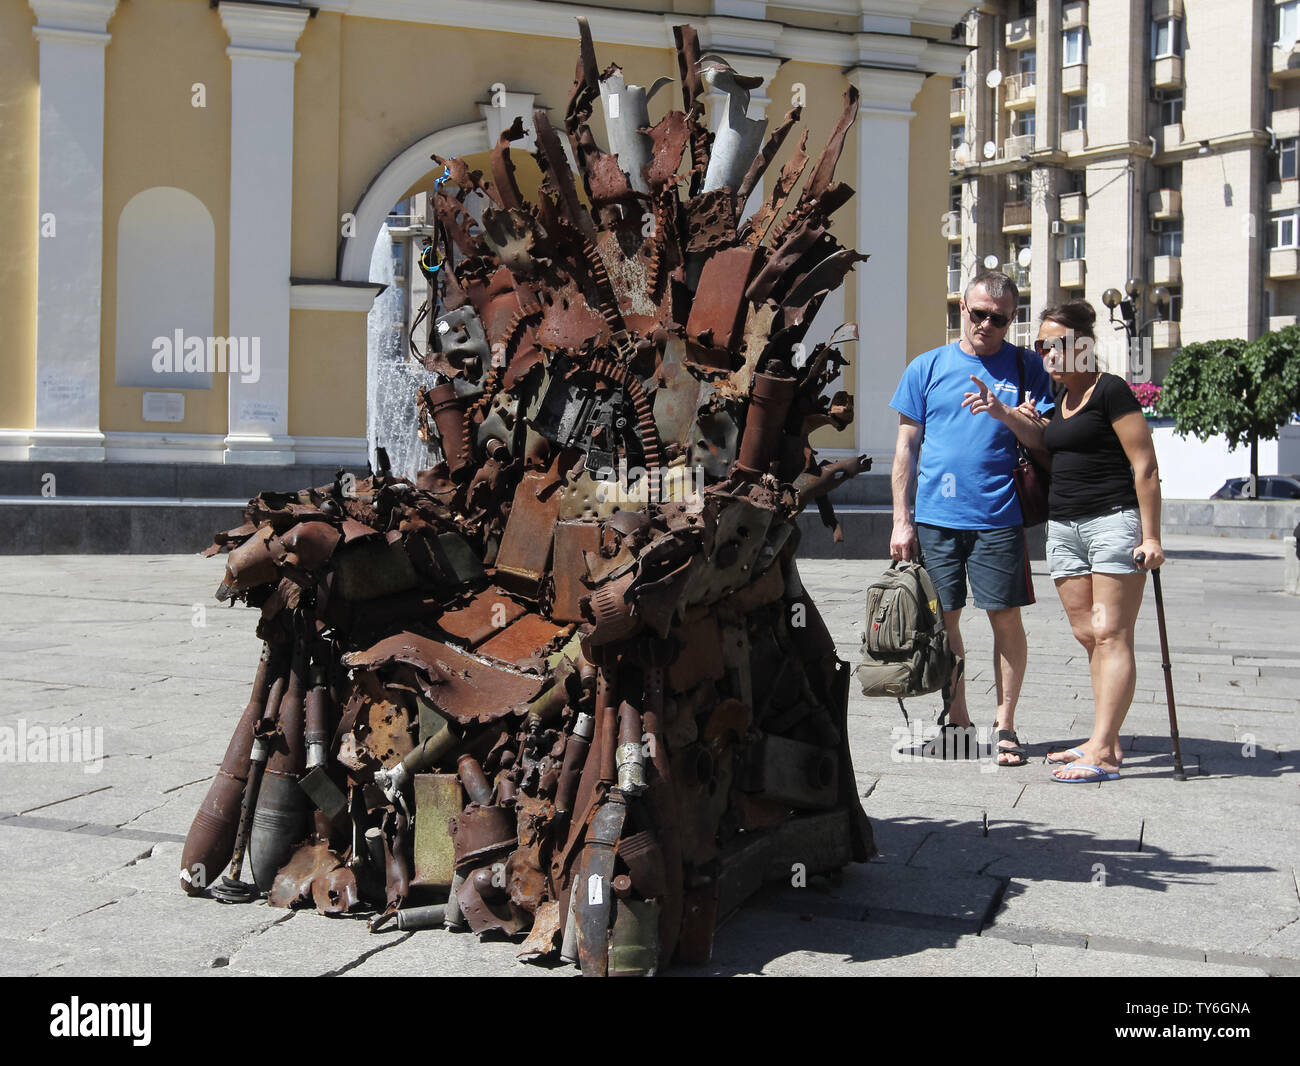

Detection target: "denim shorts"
[916, 523, 1034, 612]
[1046, 507, 1142, 579]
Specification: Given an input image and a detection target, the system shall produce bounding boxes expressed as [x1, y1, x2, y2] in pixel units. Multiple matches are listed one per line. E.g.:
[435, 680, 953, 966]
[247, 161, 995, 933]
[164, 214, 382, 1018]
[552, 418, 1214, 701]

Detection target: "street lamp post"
[1101, 278, 1169, 382]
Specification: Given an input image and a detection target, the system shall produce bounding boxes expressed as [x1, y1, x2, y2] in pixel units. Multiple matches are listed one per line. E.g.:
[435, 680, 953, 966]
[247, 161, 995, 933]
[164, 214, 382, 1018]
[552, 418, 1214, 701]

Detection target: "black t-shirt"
[1043, 373, 1143, 520]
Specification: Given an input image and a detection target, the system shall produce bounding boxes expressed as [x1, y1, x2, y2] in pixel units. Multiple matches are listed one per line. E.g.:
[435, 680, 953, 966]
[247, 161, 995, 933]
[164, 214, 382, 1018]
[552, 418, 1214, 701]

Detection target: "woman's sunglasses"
[967, 308, 1009, 328]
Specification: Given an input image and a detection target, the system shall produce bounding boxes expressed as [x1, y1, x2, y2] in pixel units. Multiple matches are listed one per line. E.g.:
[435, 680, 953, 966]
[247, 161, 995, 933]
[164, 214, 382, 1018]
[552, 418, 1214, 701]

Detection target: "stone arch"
[338, 120, 489, 283]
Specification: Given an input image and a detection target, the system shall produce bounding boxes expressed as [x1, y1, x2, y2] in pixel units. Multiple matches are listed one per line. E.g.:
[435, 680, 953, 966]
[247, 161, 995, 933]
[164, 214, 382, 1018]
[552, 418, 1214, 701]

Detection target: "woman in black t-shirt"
[963, 301, 1163, 783]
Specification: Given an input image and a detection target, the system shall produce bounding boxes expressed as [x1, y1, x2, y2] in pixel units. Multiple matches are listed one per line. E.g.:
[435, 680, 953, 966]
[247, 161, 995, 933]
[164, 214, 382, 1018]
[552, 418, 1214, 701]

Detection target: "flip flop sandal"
[1046, 747, 1087, 765]
[1051, 763, 1121, 783]
[993, 729, 1029, 767]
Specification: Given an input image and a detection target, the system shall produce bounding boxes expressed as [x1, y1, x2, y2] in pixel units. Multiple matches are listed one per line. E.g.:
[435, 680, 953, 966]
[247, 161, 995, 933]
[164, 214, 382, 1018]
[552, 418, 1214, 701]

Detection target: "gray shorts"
[1046, 508, 1142, 579]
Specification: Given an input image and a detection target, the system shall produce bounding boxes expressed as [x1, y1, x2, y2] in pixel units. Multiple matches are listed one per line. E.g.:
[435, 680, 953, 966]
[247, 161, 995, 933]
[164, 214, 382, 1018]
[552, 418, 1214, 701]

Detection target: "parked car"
[1210, 475, 1300, 500]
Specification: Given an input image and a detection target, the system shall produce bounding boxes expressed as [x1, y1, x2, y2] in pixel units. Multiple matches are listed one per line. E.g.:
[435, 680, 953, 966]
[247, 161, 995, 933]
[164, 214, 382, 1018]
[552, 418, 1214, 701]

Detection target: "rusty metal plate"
[437, 586, 526, 648]
[478, 612, 569, 669]
[686, 246, 760, 368]
[494, 468, 562, 598]
[413, 773, 462, 887]
[268, 840, 343, 909]
[342, 634, 542, 725]
[551, 520, 603, 622]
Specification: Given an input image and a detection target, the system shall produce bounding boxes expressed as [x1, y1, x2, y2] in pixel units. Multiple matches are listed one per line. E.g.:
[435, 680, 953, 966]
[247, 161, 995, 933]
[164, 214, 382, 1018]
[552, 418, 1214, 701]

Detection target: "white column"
[219, 1, 310, 465]
[847, 67, 925, 462]
[28, 0, 119, 461]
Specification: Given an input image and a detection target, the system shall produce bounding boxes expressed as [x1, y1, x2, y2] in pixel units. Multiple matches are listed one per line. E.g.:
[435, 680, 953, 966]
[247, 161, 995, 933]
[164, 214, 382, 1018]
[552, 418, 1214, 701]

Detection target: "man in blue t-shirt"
[888, 271, 1053, 765]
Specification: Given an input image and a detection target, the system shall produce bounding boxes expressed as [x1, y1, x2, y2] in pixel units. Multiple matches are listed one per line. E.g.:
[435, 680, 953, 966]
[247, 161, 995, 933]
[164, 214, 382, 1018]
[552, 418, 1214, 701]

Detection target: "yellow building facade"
[2, 0, 969, 467]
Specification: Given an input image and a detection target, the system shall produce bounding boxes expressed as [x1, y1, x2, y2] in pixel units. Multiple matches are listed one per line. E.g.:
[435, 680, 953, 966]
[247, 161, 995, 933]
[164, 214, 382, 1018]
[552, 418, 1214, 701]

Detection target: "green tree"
[1159, 326, 1300, 491]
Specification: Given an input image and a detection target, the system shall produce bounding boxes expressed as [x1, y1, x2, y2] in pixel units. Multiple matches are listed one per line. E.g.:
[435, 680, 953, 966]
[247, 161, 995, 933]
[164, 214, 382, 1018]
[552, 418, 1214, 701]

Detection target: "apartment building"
[945, 0, 1283, 385]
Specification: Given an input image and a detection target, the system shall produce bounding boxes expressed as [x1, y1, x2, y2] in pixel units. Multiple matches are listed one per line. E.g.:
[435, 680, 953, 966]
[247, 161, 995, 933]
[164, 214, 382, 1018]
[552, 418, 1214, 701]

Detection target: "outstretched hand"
[961, 375, 1007, 421]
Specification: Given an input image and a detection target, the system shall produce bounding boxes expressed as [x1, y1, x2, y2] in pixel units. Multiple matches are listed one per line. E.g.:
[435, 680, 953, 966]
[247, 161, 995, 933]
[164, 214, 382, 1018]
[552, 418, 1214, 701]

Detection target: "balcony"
[1269, 314, 1299, 331]
[1059, 192, 1085, 223]
[1004, 72, 1037, 110]
[1151, 255, 1181, 285]
[947, 268, 962, 296]
[943, 210, 961, 241]
[1062, 63, 1087, 95]
[1062, 1, 1087, 29]
[1149, 189, 1182, 219]
[1002, 263, 1031, 290]
[1059, 258, 1086, 288]
[1270, 248, 1300, 278]
[946, 327, 963, 344]
[1152, 56, 1184, 90]
[1004, 133, 1035, 159]
[1151, 321, 1180, 349]
[1010, 322, 1035, 347]
[1155, 123, 1184, 154]
[1061, 128, 1088, 153]
[1273, 42, 1300, 80]
[1005, 15, 1035, 50]
[1002, 200, 1033, 233]
[1273, 107, 1300, 140]
[950, 87, 967, 120]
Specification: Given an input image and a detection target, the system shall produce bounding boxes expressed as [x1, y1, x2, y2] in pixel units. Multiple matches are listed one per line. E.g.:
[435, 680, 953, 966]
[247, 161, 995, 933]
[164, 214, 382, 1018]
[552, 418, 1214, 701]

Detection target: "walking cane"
[1137, 553, 1187, 781]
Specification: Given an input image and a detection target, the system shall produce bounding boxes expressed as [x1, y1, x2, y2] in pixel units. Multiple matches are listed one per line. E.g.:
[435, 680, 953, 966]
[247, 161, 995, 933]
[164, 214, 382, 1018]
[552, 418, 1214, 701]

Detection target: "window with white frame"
[1014, 111, 1036, 138]
[1017, 49, 1037, 86]
[1062, 222, 1086, 260]
[1277, 1, 1300, 47]
[1156, 224, 1183, 257]
[1270, 210, 1299, 249]
[951, 125, 965, 151]
[1156, 90, 1184, 126]
[1066, 97, 1087, 131]
[1166, 287, 1183, 322]
[1063, 27, 1087, 66]
[950, 185, 963, 212]
[1152, 17, 1184, 58]
[1282, 137, 1298, 180]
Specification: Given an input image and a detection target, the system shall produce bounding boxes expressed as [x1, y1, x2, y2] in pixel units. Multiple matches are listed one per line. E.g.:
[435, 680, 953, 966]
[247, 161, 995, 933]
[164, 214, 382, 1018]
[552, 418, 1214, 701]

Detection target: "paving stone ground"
[0, 534, 1295, 977]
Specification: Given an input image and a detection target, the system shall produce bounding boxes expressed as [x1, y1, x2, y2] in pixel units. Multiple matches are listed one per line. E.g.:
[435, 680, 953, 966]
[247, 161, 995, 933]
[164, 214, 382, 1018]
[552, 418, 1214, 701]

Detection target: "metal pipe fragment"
[395, 903, 447, 931]
[458, 754, 494, 806]
[555, 711, 594, 820]
[616, 700, 647, 795]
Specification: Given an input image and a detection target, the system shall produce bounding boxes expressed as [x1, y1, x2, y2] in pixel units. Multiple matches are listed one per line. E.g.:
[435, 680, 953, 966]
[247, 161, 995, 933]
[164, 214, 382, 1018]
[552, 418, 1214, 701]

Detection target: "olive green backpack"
[854, 561, 962, 722]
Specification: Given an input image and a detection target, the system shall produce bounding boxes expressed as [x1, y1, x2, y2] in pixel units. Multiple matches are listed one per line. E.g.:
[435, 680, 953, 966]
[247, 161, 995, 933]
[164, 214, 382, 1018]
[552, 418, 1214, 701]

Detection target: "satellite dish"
[985, 69, 1003, 88]
[1017, 247, 1032, 268]
[954, 143, 971, 163]
[983, 140, 997, 160]
[983, 254, 999, 270]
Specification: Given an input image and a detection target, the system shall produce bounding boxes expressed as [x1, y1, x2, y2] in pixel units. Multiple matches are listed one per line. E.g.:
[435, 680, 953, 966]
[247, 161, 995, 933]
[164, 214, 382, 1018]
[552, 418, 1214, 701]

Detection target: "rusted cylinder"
[616, 700, 647, 795]
[249, 642, 309, 892]
[365, 827, 386, 872]
[736, 371, 796, 477]
[304, 662, 331, 771]
[384, 813, 411, 910]
[596, 667, 618, 786]
[427, 382, 471, 481]
[640, 664, 684, 966]
[458, 754, 494, 806]
[180, 642, 281, 895]
[395, 903, 447, 931]
[444, 870, 467, 930]
[555, 712, 594, 818]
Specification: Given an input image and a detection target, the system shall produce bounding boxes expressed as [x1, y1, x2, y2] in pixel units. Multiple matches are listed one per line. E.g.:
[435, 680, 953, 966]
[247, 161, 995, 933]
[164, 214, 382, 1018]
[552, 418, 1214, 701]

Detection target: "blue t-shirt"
[889, 341, 1054, 530]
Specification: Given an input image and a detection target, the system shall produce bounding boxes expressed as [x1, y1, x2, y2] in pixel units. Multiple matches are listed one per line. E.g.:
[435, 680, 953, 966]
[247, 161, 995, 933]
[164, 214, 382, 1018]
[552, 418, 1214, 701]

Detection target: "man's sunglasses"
[967, 307, 1009, 328]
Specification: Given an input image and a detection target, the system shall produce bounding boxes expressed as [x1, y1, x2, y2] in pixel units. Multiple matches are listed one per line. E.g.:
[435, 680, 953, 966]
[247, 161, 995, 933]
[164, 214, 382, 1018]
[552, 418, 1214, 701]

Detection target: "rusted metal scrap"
[183, 21, 877, 975]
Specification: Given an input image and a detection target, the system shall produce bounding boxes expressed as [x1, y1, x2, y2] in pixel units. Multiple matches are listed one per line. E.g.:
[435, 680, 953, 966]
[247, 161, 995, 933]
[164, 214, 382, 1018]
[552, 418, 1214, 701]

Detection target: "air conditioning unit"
[1050, 220, 1066, 235]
